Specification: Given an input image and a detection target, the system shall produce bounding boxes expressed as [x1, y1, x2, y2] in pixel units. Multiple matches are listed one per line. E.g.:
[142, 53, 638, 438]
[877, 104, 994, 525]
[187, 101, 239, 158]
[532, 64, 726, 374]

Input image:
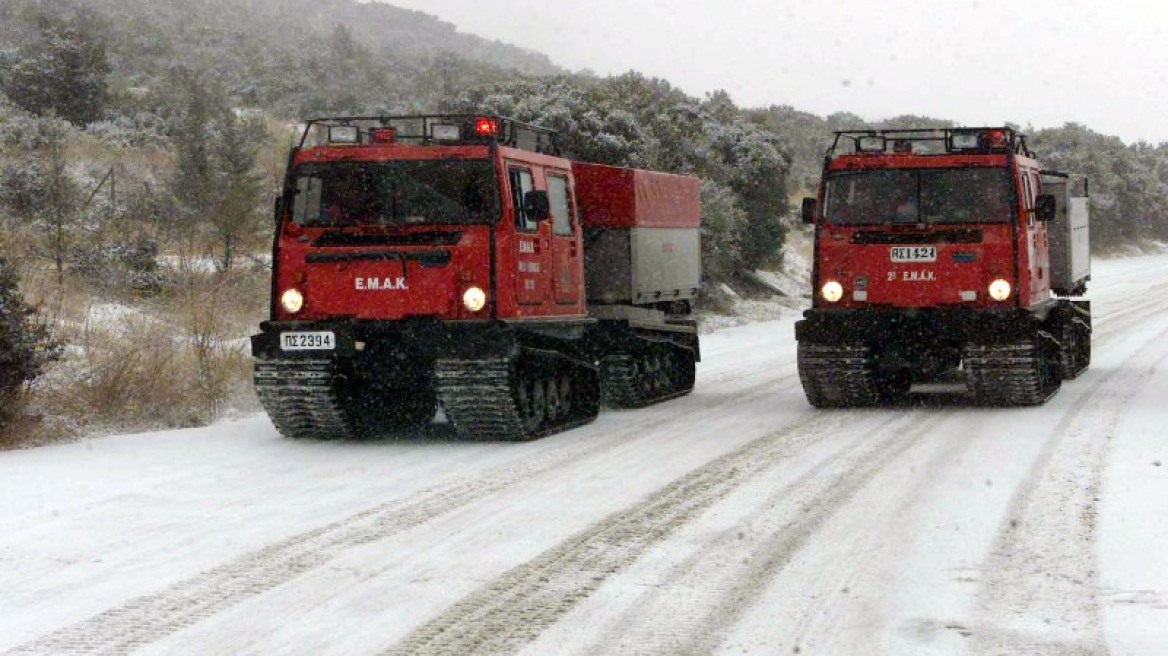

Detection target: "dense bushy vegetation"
[1029, 124, 1168, 250]
[0, 0, 1164, 445]
[0, 0, 560, 117]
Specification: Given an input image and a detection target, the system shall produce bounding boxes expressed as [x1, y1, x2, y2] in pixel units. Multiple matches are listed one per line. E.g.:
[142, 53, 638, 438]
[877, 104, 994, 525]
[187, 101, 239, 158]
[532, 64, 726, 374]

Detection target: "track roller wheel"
[436, 349, 599, 441]
[515, 368, 547, 433]
[601, 343, 696, 409]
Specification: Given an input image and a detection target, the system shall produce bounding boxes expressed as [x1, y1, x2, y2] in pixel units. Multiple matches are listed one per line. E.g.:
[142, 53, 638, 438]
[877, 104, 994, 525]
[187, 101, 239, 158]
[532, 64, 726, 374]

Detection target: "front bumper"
[250, 318, 520, 361]
[795, 307, 1047, 345]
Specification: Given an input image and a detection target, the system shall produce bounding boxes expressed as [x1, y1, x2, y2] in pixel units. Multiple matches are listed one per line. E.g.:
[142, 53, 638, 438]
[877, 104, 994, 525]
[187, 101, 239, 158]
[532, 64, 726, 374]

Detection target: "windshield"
[823, 167, 1015, 225]
[290, 160, 500, 227]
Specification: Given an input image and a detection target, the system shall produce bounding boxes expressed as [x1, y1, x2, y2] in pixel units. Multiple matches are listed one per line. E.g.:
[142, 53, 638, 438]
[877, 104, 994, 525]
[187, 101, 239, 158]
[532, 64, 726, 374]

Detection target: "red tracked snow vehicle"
[797, 127, 1091, 406]
[251, 115, 701, 440]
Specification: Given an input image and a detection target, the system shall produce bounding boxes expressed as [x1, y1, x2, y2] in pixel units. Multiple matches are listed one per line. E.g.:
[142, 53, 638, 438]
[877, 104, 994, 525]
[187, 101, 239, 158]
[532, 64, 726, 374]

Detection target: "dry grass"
[0, 120, 284, 448]
[45, 313, 201, 430]
[171, 271, 266, 421]
[1, 262, 269, 448]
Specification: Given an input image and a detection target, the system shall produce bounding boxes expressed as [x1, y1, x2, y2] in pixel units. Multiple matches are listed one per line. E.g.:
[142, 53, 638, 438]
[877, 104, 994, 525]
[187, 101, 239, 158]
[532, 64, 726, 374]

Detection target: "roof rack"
[827, 127, 1033, 159]
[296, 114, 561, 155]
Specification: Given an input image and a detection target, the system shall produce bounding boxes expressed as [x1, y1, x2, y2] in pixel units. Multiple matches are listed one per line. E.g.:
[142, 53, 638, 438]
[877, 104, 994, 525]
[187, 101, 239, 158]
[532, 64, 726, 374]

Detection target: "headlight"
[462, 286, 487, 312]
[821, 281, 844, 303]
[280, 288, 304, 313]
[988, 279, 1011, 301]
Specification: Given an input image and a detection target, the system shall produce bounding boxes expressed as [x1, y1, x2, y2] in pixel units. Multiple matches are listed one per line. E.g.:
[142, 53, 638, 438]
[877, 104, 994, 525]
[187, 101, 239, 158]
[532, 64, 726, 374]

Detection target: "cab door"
[507, 164, 552, 309]
[546, 171, 583, 307]
[1019, 167, 1050, 306]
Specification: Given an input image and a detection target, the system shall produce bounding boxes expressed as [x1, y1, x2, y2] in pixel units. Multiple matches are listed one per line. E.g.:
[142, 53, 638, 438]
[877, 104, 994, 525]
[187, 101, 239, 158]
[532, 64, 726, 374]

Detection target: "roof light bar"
[827, 127, 1030, 160]
[369, 127, 396, 144]
[981, 129, 1008, 149]
[473, 117, 499, 137]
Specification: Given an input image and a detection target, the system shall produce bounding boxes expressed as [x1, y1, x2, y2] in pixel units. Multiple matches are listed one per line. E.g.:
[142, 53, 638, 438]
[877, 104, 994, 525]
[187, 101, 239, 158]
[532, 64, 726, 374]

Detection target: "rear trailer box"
[1045, 175, 1090, 295]
[572, 162, 701, 305]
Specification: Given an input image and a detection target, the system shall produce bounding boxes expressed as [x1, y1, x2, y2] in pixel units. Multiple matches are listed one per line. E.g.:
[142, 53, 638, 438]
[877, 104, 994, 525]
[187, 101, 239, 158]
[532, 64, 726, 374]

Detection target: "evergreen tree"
[166, 70, 220, 250]
[0, 257, 61, 427]
[170, 72, 217, 208]
[714, 123, 790, 269]
[207, 110, 268, 273]
[2, 10, 110, 125]
[164, 70, 269, 271]
[37, 119, 83, 281]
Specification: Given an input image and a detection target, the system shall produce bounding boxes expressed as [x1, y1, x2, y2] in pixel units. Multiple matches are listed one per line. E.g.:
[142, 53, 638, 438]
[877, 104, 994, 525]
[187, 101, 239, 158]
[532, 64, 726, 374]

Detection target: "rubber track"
[600, 356, 641, 407]
[434, 358, 529, 441]
[601, 348, 695, 409]
[1059, 318, 1092, 381]
[435, 355, 597, 441]
[253, 359, 354, 439]
[963, 342, 1055, 406]
[796, 343, 879, 408]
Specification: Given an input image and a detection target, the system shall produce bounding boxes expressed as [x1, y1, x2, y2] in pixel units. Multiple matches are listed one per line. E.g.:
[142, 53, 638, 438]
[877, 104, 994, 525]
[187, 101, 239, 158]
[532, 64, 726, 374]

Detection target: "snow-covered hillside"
[1, 252, 1166, 655]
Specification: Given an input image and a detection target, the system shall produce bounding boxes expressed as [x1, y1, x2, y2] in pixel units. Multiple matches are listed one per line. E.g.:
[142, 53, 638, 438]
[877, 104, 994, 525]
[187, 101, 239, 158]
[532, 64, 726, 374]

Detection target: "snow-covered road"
[2, 253, 1167, 656]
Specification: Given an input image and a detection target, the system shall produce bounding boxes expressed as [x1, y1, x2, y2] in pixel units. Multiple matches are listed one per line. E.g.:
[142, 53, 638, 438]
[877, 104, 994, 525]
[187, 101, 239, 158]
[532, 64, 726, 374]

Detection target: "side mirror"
[801, 197, 818, 224]
[1035, 194, 1056, 222]
[273, 196, 286, 226]
[525, 190, 550, 222]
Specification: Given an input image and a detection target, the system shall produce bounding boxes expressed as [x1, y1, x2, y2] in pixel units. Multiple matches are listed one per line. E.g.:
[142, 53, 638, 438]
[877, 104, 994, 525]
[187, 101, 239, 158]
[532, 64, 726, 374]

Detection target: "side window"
[547, 174, 574, 236]
[1020, 171, 1035, 224]
[292, 175, 323, 224]
[509, 167, 535, 231]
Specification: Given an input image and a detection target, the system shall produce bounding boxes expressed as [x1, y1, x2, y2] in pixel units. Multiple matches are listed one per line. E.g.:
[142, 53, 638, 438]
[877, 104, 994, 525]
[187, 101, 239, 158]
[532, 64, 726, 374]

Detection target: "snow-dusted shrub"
[0, 100, 79, 150]
[69, 237, 165, 294]
[0, 162, 47, 217]
[85, 112, 170, 149]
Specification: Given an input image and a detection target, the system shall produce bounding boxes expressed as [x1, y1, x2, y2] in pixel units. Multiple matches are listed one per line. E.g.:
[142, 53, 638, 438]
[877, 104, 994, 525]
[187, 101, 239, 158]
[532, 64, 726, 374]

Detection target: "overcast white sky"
[383, 0, 1168, 145]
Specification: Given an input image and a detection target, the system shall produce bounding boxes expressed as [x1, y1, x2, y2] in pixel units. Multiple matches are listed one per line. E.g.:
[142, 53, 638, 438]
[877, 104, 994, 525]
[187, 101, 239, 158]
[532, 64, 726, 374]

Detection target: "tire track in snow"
[557, 291, 1168, 656]
[775, 411, 974, 655]
[625, 411, 953, 656]
[634, 293, 1168, 656]
[380, 410, 939, 656]
[969, 320, 1168, 655]
[1090, 283, 1168, 345]
[2, 361, 797, 656]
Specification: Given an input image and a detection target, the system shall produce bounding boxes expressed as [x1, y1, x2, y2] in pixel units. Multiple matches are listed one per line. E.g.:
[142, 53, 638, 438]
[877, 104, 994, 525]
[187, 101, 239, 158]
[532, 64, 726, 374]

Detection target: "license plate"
[280, 331, 335, 351]
[890, 246, 937, 262]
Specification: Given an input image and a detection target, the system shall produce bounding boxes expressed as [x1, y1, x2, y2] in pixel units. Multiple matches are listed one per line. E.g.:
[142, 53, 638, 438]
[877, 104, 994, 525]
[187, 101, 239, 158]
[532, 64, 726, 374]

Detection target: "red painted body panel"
[274, 142, 589, 324]
[815, 225, 1016, 309]
[494, 146, 586, 319]
[274, 224, 491, 322]
[571, 163, 701, 229]
[295, 144, 491, 164]
[814, 152, 1052, 312]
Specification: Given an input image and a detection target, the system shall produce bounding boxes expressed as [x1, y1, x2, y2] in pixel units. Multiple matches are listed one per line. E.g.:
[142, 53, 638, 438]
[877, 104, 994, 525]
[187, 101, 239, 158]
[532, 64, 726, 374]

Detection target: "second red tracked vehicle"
[797, 127, 1091, 407]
